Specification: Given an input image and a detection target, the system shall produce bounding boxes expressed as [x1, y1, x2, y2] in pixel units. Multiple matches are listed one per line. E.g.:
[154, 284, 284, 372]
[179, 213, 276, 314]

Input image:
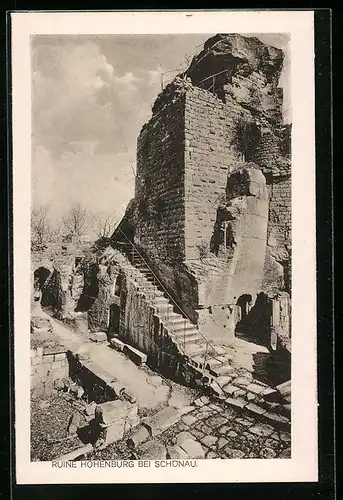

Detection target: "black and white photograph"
[12, 10, 317, 484]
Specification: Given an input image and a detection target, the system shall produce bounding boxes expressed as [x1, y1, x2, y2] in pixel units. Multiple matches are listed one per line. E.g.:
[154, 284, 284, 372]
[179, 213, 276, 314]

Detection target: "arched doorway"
[33, 267, 51, 303]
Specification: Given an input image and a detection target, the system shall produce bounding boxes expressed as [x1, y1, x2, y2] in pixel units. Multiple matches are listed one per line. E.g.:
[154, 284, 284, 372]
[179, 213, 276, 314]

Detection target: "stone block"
[181, 414, 198, 426]
[90, 331, 108, 343]
[167, 445, 189, 459]
[246, 383, 265, 395]
[127, 426, 150, 449]
[139, 440, 167, 460]
[75, 345, 91, 361]
[123, 345, 147, 366]
[142, 407, 180, 436]
[246, 403, 267, 416]
[177, 436, 205, 459]
[223, 446, 245, 459]
[54, 353, 66, 361]
[109, 337, 126, 352]
[225, 397, 247, 410]
[97, 400, 134, 426]
[200, 435, 218, 448]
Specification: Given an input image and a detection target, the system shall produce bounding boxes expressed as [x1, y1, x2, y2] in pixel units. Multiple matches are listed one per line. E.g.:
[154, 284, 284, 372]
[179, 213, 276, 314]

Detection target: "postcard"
[11, 9, 317, 484]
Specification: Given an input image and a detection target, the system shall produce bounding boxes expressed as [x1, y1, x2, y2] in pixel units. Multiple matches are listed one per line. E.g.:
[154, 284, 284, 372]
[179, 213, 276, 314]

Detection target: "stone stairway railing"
[109, 233, 291, 429]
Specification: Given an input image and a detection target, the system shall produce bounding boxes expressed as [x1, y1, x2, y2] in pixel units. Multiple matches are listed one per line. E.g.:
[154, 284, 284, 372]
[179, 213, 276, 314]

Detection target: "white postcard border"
[12, 10, 317, 484]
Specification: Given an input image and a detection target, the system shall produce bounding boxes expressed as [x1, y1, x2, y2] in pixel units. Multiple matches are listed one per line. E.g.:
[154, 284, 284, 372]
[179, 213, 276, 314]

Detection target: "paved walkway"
[90, 395, 291, 460]
[32, 305, 197, 413]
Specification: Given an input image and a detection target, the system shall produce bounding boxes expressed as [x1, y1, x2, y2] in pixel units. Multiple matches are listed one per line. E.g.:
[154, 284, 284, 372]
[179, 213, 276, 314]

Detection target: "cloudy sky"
[31, 33, 290, 223]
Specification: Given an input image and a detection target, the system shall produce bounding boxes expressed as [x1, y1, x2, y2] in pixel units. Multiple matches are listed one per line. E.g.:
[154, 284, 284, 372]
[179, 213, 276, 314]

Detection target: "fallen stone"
[246, 383, 265, 395]
[147, 375, 163, 387]
[209, 380, 224, 397]
[109, 337, 126, 352]
[246, 392, 257, 402]
[54, 378, 65, 391]
[279, 447, 291, 458]
[233, 388, 246, 398]
[263, 412, 290, 429]
[200, 435, 218, 448]
[75, 345, 91, 361]
[232, 377, 251, 387]
[142, 407, 180, 436]
[178, 437, 205, 459]
[178, 405, 195, 415]
[193, 397, 205, 407]
[223, 384, 239, 396]
[139, 440, 167, 459]
[225, 397, 247, 409]
[127, 426, 150, 449]
[200, 396, 210, 405]
[223, 446, 245, 459]
[90, 331, 107, 343]
[206, 451, 219, 459]
[69, 385, 85, 399]
[85, 402, 97, 417]
[123, 344, 147, 366]
[245, 403, 267, 416]
[39, 400, 50, 410]
[248, 423, 274, 437]
[260, 447, 277, 459]
[167, 445, 189, 459]
[96, 400, 134, 426]
[181, 414, 198, 426]
[67, 412, 81, 434]
[217, 437, 229, 449]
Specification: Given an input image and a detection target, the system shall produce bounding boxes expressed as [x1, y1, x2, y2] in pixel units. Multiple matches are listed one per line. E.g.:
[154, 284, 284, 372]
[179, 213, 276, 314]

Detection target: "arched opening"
[114, 274, 122, 297]
[33, 267, 51, 303]
[108, 304, 120, 337]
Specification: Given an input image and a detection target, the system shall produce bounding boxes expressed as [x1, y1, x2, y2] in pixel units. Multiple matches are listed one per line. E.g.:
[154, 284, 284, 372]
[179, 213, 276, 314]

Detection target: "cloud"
[32, 41, 163, 160]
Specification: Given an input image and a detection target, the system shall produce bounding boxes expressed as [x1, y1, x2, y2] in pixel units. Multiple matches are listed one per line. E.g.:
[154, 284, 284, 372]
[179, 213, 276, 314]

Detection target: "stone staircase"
[111, 241, 291, 429]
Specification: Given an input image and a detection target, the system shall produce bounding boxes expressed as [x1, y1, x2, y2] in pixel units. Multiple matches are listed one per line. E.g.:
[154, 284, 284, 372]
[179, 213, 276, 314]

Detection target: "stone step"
[170, 331, 204, 343]
[182, 342, 208, 357]
[210, 363, 236, 377]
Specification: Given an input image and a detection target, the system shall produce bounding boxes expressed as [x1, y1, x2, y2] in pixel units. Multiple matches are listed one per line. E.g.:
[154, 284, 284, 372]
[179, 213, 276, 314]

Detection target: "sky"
[31, 33, 290, 224]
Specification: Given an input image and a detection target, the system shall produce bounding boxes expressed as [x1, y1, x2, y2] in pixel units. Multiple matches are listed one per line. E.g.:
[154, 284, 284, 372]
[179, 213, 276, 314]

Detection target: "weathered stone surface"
[90, 331, 107, 343]
[123, 344, 147, 366]
[109, 337, 126, 352]
[96, 400, 135, 426]
[127, 426, 150, 449]
[139, 440, 167, 459]
[67, 412, 81, 434]
[142, 407, 180, 436]
[223, 446, 245, 459]
[167, 445, 189, 459]
[181, 414, 198, 426]
[177, 436, 205, 459]
[248, 423, 274, 437]
[200, 435, 218, 448]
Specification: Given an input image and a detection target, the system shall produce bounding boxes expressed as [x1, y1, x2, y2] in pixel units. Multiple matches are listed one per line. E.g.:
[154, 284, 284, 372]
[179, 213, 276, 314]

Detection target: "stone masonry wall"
[184, 86, 246, 260]
[135, 86, 186, 264]
[31, 348, 69, 398]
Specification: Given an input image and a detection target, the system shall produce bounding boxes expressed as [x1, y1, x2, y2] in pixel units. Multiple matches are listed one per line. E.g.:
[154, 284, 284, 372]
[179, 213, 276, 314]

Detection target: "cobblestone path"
[90, 396, 291, 461]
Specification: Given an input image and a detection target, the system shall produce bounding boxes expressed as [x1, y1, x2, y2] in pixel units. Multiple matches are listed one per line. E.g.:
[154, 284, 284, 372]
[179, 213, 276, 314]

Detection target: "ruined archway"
[33, 266, 51, 304]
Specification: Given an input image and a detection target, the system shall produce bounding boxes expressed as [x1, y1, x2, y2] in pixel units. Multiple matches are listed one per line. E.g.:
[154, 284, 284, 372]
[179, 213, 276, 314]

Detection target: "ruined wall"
[135, 84, 186, 264]
[31, 347, 69, 398]
[183, 85, 245, 260]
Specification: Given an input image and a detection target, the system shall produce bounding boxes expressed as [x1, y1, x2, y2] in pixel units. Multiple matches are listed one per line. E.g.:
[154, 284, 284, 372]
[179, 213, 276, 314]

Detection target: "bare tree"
[90, 211, 119, 239]
[62, 203, 89, 241]
[31, 205, 50, 247]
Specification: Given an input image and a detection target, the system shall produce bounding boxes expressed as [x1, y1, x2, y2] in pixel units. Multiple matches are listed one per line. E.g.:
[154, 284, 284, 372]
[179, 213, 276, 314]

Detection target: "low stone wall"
[31, 347, 69, 398]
